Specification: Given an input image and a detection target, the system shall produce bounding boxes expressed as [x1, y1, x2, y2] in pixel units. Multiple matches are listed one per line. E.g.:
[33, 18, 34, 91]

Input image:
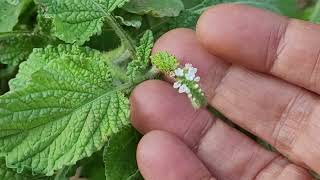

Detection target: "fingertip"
[196, 4, 288, 71]
[130, 80, 171, 133]
[152, 28, 196, 55]
[137, 130, 214, 180]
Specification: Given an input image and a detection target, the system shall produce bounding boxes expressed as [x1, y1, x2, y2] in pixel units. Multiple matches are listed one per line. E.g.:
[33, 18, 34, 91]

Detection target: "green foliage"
[123, 0, 184, 17]
[0, 0, 32, 32]
[0, 45, 130, 176]
[0, 0, 317, 179]
[310, 0, 320, 23]
[127, 30, 154, 82]
[36, 0, 130, 45]
[0, 160, 32, 180]
[103, 127, 142, 180]
[0, 32, 49, 66]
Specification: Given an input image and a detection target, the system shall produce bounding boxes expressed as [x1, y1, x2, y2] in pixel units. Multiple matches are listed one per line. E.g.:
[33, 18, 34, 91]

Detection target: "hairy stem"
[104, 15, 136, 55]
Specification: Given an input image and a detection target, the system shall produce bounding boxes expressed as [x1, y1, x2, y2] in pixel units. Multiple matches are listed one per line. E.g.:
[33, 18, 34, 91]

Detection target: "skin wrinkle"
[272, 88, 304, 153]
[267, 18, 289, 72]
[254, 155, 283, 180]
[182, 109, 215, 151]
[309, 48, 320, 90]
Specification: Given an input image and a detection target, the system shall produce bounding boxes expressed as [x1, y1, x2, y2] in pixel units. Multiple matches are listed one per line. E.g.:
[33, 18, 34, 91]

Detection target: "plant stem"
[90, 0, 136, 54]
[104, 15, 136, 54]
[109, 65, 129, 83]
[112, 49, 132, 65]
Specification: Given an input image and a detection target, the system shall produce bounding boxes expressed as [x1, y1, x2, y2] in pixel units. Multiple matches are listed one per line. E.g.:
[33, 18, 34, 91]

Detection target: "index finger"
[196, 4, 320, 95]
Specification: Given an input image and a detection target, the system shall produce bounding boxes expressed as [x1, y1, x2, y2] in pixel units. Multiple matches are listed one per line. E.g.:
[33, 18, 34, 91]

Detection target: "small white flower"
[169, 72, 175, 77]
[188, 67, 198, 75]
[173, 82, 181, 89]
[185, 71, 196, 81]
[174, 68, 184, 77]
[194, 76, 200, 82]
[194, 84, 199, 89]
[185, 63, 193, 68]
[178, 84, 189, 94]
[188, 94, 192, 98]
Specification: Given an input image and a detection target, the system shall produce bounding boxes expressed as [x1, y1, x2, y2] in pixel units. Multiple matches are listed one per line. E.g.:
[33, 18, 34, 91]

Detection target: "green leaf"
[231, 1, 281, 14]
[79, 151, 105, 180]
[115, 13, 143, 28]
[0, 31, 49, 66]
[9, 45, 98, 90]
[123, 0, 185, 17]
[150, 9, 200, 38]
[0, 159, 48, 180]
[0, 159, 28, 180]
[0, 44, 130, 176]
[310, 0, 320, 23]
[127, 30, 154, 82]
[103, 126, 142, 180]
[36, 0, 130, 45]
[0, 0, 32, 32]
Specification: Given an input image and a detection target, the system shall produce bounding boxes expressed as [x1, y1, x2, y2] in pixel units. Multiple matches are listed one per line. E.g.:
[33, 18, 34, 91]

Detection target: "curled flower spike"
[151, 52, 206, 109]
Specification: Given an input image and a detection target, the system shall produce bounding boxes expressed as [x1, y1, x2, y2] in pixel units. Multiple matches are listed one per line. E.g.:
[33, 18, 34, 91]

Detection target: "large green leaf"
[0, 31, 48, 66]
[0, 44, 130, 176]
[123, 0, 185, 17]
[103, 127, 142, 180]
[36, 0, 130, 45]
[0, 0, 32, 32]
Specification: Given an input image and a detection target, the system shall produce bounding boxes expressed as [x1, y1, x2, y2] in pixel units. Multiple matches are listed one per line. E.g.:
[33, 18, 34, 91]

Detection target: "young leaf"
[0, 0, 33, 32]
[0, 31, 48, 66]
[0, 45, 130, 176]
[103, 126, 141, 180]
[123, 0, 185, 17]
[36, 0, 130, 45]
[127, 30, 154, 82]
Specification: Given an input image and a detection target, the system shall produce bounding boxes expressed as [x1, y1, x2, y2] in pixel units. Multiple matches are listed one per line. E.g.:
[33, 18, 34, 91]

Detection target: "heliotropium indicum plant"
[0, 0, 304, 179]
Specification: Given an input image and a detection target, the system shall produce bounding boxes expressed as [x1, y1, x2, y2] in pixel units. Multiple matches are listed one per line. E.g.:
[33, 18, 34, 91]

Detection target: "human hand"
[130, 4, 320, 180]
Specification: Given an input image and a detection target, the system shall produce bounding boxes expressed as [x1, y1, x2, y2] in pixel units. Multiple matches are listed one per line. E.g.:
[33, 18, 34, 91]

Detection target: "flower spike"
[151, 52, 206, 109]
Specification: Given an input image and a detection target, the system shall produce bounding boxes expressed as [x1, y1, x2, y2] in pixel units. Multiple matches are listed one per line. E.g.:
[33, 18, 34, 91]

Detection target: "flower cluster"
[151, 52, 206, 109]
[171, 63, 205, 108]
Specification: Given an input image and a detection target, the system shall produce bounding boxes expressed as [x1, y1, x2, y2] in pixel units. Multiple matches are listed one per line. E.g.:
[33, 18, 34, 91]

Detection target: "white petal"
[189, 67, 198, 74]
[194, 76, 200, 82]
[173, 82, 181, 89]
[174, 68, 184, 77]
[185, 72, 195, 81]
[178, 84, 187, 93]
